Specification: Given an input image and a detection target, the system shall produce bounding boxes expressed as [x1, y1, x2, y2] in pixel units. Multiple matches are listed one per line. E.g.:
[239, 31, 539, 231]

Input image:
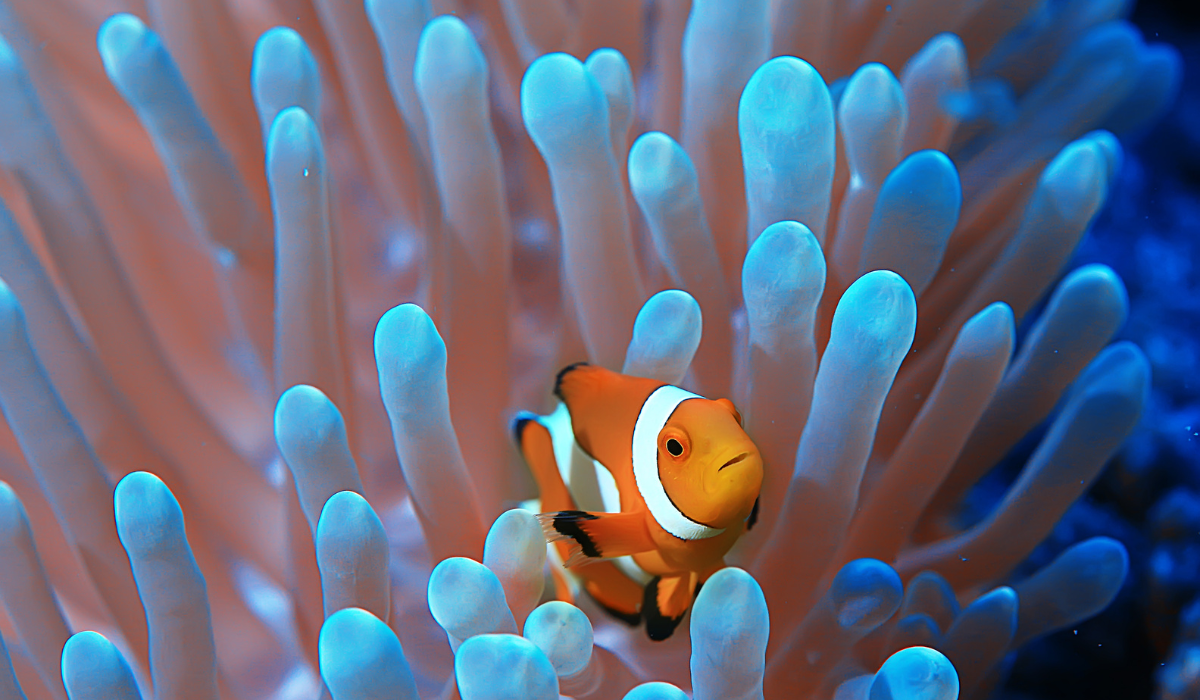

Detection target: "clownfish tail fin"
[553, 362, 590, 400]
[537, 511, 602, 567]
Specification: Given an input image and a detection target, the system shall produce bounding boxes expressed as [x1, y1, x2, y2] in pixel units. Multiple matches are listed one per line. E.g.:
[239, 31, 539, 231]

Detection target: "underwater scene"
[0, 0, 1196, 699]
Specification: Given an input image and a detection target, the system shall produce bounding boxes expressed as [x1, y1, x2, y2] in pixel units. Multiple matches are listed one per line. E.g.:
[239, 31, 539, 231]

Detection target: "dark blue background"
[995, 1, 1199, 697]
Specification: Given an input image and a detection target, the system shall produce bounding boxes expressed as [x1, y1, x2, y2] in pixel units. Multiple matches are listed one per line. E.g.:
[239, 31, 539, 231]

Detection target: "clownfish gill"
[513, 363, 764, 641]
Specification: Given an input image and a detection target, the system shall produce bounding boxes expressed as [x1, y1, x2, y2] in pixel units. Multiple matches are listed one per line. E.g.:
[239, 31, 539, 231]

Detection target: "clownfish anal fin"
[643, 573, 699, 641]
[585, 584, 642, 627]
[536, 510, 656, 567]
[746, 496, 760, 531]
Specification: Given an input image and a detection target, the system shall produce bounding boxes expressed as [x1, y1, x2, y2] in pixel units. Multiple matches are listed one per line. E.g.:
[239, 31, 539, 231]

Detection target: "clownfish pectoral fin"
[536, 510, 656, 568]
[643, 572, 699, 641]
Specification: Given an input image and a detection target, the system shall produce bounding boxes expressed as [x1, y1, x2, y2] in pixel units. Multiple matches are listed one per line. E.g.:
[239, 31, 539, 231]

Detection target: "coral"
[0, 1, 1181, 699]
[1159, 596, 1200, 700]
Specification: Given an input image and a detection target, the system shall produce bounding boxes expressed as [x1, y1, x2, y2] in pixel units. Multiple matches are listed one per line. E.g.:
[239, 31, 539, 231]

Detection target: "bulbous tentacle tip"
[456, 634, 560, 700]
[832, 270, 918, 351]
[318, 490, 374, 525]
[318, 607, 387, 657]
[521, 53, 609, 153]
[113, 472, 185, 556]
[484, 508, 547, 625]
[1073, 340, 1151, 410]
[96, 14, 162, 96]
[252, 26, 321, 131]
[830, 559, 904, 630]
[428, 557, 516, 642]
[623, 289, 702, 383]
[628, 131, 692, 196]
[584, 48, 633, 88]
[585, 48, 635, 133]
[96, 13, 150, 61]
[949, 586, 1018, 638]
[740, 56, 829, 132]
[319, 607, 419, 700]
[965, 301, 1015, 338]
[1015, 535, 1129, 646]
[416, 15, 488, 95]
[486, 509, 544, 553]
[887, 149, 962, 207]
[743, 220, 825, 293]
[374, 303, 445, 373]
[1041, 138, 1108, 223]
[623, 683, 689, 700]
[916, 32, 966, 64]
[62, 629, 114, 667]
[847, 269, 917, 306]
[1083, 536, 1131, 576]
[275, 384, 335, 431]
[1078, 130, 1123, 188]
[1055, 263, 1130, 327]
[62, 631, 142, 700]
[694, 566, 762, 606]
[869, 646, 959, 700]
[267, 106, 322, 169]
[523, 600, 593, 677]
[840, 63, 906, 161]
[254, 26, 306, 60]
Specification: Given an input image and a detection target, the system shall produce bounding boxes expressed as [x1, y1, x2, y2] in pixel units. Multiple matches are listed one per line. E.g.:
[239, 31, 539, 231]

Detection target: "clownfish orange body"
[513, 363, 763, 640]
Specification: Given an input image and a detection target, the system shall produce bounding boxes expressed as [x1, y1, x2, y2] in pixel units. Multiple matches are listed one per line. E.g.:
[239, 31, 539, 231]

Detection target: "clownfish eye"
[666, 438, 684, 457]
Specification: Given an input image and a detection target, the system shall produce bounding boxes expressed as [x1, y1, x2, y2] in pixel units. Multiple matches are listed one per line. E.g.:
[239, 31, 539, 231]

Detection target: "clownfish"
[513, 363, 763, 640]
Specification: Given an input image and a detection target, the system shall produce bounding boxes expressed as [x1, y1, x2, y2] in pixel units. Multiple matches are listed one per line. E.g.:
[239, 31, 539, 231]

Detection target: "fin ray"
[536, 510, 655, 565]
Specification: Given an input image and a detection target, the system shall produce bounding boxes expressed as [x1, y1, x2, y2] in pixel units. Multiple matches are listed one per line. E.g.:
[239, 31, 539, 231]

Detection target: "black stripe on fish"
[643, 577, 690, 641]
[553, 362, 590, 400]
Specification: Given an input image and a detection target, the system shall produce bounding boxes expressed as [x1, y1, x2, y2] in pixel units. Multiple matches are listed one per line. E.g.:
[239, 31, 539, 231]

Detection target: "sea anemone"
[0, 0, 1180, 699]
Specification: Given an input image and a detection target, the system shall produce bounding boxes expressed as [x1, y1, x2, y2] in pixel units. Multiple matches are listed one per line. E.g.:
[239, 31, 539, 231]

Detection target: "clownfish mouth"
[718, 453, 749, 472]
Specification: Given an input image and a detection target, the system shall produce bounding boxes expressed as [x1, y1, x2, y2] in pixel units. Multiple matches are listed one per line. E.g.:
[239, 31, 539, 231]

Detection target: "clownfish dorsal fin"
[536, 510, 656, 567]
